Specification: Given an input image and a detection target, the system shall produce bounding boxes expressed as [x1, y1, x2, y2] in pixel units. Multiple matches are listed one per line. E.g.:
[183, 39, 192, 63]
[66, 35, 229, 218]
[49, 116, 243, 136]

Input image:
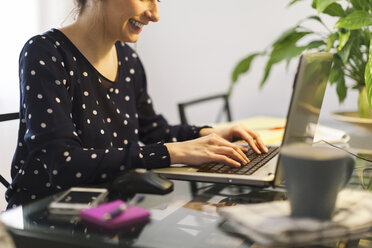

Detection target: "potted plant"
[229, 0, 372, 118]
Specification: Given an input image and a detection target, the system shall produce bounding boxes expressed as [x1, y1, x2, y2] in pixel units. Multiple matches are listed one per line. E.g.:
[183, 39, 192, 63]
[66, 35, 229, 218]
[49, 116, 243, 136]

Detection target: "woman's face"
[99, 0, 160, 42]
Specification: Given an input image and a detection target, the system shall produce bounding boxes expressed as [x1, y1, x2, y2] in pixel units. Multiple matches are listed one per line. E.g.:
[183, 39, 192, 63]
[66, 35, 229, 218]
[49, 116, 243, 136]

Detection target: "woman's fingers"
[165, 132, 263, 167]
[233, 126, 268, 154]
[246, 128, 268, 153]
[211, 153, 242, 167]
[237, 144, 249, 153]
[245, 135, 262, 154]
[212, 135, 249, 163]
[213, 146, 249, 166]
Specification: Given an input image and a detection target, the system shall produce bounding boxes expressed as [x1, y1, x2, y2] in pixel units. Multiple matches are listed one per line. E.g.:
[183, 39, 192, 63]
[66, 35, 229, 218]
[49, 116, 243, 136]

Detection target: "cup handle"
[343, 156, 355, 187]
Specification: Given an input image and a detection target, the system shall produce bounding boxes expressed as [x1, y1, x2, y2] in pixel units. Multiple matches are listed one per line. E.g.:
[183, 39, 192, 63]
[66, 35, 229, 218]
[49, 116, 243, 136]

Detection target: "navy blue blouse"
[6, 29, 203, 208]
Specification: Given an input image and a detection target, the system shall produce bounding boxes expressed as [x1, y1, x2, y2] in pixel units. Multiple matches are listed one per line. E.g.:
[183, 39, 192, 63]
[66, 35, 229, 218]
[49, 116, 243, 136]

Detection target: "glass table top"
[1, 121, 372, 248]
[1, 180, 290, 248]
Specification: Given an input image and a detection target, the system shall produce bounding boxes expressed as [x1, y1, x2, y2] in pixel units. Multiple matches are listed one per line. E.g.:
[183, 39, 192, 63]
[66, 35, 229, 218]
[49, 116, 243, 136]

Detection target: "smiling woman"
[5, 0, 267, 209]
[59, 0, 160, 82]
[73, 0, 159, 42]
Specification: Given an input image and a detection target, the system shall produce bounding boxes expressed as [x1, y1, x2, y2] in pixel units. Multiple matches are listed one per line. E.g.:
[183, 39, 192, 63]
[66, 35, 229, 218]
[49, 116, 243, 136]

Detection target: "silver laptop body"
[153, 52, 333, 187]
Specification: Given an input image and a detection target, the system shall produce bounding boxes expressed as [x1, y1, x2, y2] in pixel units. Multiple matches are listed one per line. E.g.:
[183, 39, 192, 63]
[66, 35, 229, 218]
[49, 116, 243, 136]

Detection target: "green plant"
[229, 0, 372, 117]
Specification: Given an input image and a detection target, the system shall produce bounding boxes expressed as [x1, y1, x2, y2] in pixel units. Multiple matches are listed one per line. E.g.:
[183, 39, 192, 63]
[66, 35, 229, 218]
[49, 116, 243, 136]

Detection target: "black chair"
[0, 112, 19, 188]
[177, 94, 232, 195]
[178, 93, 232, 125]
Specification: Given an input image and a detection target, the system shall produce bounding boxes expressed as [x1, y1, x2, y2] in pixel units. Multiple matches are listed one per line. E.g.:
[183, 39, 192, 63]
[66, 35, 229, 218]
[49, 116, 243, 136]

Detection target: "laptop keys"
[197, 146, 279, 175]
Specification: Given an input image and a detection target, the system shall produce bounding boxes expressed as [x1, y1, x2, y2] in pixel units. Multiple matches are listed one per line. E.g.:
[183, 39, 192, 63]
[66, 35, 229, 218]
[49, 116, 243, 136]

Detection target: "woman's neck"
[60, 16, 116, 62]
[59, 18, 119, 82]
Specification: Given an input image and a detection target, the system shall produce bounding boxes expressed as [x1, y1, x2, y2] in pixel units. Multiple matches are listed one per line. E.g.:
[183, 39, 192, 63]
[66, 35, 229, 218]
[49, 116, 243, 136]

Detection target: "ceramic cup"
[280, 144, 354, 220]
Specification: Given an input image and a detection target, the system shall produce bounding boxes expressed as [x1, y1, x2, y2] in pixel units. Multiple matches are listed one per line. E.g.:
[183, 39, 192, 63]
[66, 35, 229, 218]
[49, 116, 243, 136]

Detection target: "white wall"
[0, 0, 74, 211]
[136, 0, 358, 124]
[0, 0, 359, 210]
[0, 1, 38, 211]
[37, 0, 75, 32]
[0, 0, 74, 113]
[0, 2, 37, 113]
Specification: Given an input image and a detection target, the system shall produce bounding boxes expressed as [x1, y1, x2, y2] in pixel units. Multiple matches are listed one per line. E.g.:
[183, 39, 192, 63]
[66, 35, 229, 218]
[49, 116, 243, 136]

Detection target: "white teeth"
[129, 19, 144, 28]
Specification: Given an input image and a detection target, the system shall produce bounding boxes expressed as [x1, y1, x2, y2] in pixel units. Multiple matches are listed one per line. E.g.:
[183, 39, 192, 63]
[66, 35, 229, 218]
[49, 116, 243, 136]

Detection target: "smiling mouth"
[129, 19, 144, 29]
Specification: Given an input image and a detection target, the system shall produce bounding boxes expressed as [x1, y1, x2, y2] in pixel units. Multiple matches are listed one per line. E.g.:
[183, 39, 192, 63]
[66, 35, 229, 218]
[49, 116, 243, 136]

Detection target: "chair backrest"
[177, 93, 232, 125]
[0, 112, 19, 188]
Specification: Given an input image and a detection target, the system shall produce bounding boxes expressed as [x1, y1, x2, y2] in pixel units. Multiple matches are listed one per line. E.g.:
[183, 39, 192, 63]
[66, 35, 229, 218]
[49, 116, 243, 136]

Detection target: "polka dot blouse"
[6, 29, 204, 208]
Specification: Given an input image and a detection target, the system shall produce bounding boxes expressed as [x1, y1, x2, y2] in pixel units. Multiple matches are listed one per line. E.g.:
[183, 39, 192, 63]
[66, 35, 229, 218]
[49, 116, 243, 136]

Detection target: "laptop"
[153, 52, 333, 187]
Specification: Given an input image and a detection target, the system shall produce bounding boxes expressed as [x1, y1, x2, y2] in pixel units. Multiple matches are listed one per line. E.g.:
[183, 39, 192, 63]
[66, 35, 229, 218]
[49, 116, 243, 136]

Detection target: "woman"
[6, 0, 267, 209]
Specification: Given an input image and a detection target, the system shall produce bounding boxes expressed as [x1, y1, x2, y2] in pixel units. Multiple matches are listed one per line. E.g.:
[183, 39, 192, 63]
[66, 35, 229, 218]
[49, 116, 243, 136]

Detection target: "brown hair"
[75, 0, 87, 15]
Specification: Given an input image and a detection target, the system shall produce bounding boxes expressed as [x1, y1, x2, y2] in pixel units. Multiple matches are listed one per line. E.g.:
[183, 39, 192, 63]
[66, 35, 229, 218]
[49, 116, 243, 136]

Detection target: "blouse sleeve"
[18, 37, 163, 191]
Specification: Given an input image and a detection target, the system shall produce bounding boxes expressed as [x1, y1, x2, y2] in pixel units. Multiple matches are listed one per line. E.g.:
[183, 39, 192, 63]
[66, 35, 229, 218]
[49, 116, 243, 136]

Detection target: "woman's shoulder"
[23, 30, 57, 49]
[20, 29, 69, 58]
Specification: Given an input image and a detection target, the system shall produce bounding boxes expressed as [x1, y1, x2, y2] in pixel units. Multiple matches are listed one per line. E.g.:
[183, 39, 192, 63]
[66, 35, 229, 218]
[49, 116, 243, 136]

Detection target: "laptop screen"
[282, 52, 333, 145]
[273, 52, 333, 186]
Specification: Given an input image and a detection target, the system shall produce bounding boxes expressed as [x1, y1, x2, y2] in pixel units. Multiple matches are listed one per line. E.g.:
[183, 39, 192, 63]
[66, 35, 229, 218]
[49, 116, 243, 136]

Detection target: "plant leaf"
[338, 30, 351, 50]
[305, 15, 325, 25]
[259, 60, 274, 88]
[258, 28, 313, 88]
[270, 31, 312, 63]
[326, 33, 338, 51]
[312, 0, 317, 9]
[287, 0, 306, 6]
[328, 55, 347, 102]
[284, 40, 326, 68]
[361, 28, 372, 46]
[303, 40, 326, 50]
[259, 40, 321, 88]
[338, 35, 354, 64]
[231, 52, 262, 83]
[323, 2, 345, 16]
[334, 10, 372, 30]
[272, 27, 300, 46]
[336, 76, 347, 102]
[364, 39, 372, 109]
[350, 0, 369, 10]
[329, 55, 344, 85]
[270, 45, 305, 64]
[316, 0, 340, 13]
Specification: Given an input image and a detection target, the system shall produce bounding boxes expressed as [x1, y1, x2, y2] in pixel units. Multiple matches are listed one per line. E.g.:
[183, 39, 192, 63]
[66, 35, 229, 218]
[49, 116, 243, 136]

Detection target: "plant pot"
[358, 86, 372, 119]
[331, 111, 372, 132]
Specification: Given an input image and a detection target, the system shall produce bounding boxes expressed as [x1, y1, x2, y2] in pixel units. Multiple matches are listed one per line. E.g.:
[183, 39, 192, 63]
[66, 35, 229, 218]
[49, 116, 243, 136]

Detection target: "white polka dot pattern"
[7, 30, 201, 207]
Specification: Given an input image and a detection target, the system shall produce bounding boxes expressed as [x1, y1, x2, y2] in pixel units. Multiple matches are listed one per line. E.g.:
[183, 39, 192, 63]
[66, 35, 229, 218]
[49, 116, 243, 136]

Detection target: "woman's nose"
[145, 3, 160, 22]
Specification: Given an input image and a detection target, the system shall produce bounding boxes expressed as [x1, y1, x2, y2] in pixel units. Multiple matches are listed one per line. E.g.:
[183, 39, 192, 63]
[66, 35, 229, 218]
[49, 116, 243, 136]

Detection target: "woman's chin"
[119, 33, 139, 43]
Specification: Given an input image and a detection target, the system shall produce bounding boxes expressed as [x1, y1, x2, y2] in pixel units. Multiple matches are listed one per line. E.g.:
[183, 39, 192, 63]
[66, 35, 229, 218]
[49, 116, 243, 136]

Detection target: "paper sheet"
[219, 189, 372, 247]
[212, 116, 349, 146]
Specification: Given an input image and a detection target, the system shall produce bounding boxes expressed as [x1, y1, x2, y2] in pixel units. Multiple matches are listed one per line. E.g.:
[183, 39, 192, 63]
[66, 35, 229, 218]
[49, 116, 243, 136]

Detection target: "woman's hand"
[199, 124, 268, 154]
[165, 133, 250, 167]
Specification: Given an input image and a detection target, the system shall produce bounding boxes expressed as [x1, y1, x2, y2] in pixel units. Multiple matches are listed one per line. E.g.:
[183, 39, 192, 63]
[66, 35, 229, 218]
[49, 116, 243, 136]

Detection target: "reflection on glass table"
[1, 182, 288, 248]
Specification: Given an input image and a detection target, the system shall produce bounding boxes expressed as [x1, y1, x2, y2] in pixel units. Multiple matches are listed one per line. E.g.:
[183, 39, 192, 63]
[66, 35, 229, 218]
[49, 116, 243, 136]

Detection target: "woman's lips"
[129, 18, 144, 33]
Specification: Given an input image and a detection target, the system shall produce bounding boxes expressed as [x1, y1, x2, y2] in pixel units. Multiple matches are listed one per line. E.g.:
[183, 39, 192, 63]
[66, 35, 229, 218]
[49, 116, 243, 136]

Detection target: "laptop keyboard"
[197, 146, 280, 175]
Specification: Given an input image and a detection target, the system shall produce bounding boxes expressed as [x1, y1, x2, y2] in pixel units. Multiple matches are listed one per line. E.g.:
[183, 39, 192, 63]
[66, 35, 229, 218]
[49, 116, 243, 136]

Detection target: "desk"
[1, 120, 372, 248]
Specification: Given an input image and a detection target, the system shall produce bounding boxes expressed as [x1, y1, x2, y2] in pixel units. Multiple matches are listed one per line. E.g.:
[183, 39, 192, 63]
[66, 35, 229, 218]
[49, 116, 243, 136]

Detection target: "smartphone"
[49, 187, 108, 215]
